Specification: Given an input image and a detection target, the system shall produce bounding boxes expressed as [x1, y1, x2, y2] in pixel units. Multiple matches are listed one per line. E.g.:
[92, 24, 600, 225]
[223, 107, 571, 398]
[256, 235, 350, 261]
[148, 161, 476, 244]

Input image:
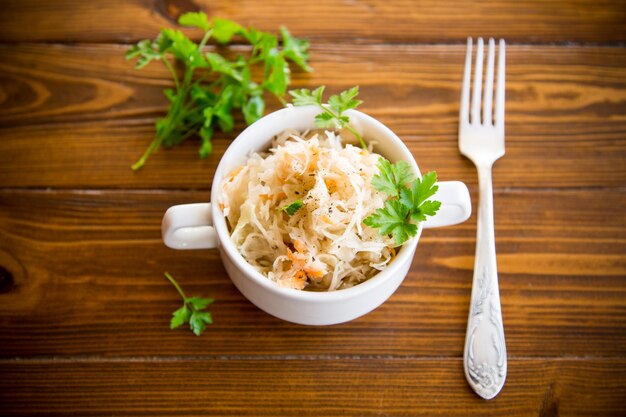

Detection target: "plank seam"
[0, 40, 625, 48]
[1, 187, 625, 193]
[0, 355, 623, 363]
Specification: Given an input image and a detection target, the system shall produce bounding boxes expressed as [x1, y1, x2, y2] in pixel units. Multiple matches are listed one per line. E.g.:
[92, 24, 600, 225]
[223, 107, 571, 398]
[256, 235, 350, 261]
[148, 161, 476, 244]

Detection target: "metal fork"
[459, 37, 507, 400]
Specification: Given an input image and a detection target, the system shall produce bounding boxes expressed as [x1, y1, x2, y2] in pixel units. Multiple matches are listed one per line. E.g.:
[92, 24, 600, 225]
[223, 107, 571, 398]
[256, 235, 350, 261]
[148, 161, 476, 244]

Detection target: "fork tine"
[460, 37, 472, 125]
[483, 38, 495, 125]
[471, 38, 484, 124]
[495, 39, 506, 131]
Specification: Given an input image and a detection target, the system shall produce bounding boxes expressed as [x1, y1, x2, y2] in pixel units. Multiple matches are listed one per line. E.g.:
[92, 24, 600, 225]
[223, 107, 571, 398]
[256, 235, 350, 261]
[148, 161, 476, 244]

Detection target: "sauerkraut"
[220, 129, 398, 291]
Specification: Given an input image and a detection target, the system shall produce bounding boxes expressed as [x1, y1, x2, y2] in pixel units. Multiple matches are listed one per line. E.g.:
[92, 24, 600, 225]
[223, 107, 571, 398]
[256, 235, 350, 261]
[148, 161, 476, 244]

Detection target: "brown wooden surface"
[1, 359, 625, 416]
[1, 1, 625, 416]
[0, 44, 624, 189]
[1, 0, 625, 44]
[0, 189, 625, 359]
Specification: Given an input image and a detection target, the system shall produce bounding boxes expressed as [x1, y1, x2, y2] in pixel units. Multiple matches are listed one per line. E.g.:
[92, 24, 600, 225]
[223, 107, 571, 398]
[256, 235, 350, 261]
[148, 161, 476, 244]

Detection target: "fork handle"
[463, 166, 507, 399]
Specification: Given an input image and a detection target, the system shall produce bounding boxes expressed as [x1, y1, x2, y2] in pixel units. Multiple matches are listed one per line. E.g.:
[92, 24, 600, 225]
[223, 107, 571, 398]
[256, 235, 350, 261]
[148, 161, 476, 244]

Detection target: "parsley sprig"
[165, 272, 214, 336]
[288, 86, 366, 149]
[364, 159, 441, 245]
[126, 12, 311, 170]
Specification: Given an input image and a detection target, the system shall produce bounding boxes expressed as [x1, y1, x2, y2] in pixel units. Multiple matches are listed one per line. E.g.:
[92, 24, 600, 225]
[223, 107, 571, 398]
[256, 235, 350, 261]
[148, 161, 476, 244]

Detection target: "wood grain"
[0, 44, 624, 189]
[0, 189, 624, 358]
[1, 358, 625, 416]
[0, 0, 625, 44]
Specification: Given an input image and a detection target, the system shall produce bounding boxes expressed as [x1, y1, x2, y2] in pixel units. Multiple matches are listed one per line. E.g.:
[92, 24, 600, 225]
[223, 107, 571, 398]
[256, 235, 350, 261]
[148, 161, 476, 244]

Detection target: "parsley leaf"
[363, 200, 418, 245]
[328, 85, 362, 114]
[281, 200, 303, 215]
[264, 53, 288, 96]
[189, 311, 213, 336]
[199, 126, 213, 158]
[126, 12, 311, 170]
[412, 199, 442, 222]
[371, 159, 415, 197]
[170, 305, 191, 329]
[126, 34, 172, 69]
[280, 27, 312, 72]
[212, 18, 243, 44]
[364, 157, 441, 245]
[288, 85, 367, 149]
[178, 12, 211, 31]
[290, 86, 325, 106]
[414, 171, 439, 204]
[161, 28, 206, 68]
[242, 95, 265, 125]
[399, 171, 440, 214]
[164, 272, 214, 336]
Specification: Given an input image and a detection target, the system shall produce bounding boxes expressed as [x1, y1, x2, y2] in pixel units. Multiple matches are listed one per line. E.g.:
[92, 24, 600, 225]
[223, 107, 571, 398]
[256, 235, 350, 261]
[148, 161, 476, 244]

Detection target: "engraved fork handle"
[463, 165, 507, 399]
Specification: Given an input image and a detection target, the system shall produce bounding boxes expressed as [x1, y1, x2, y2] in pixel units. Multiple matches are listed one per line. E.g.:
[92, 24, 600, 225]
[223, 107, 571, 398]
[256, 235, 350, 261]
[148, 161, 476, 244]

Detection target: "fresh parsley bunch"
[126, 12, 311, 170]
[289, 86, 366, 149]
[165, 272, 214, 336]
[364, 159, 441, 245]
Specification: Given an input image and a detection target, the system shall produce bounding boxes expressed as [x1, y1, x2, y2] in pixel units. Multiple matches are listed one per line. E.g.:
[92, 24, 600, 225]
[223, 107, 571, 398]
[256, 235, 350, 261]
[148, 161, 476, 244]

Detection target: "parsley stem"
[176, 127, 200, 143]
[315, 103, 367, 150]
[131, 136, 163, 170]
[182, 66, 194, 90]
[164, 272, 188, 301]
[314, 104, 339, 128]
[198, 29, 213, 50]
[316, 103, 334, 117]
[274, 94, 287, 106]
[163, 58, 180, 91]
[346, 125, 367, 150]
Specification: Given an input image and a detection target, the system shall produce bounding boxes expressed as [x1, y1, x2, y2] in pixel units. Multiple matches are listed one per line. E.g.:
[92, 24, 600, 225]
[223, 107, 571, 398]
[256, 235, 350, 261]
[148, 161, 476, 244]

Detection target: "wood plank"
[0, 44, 624, 189]
[0, 0, 624, 44]
[0, 358, 624, 416]
[0, 189, 624, 358]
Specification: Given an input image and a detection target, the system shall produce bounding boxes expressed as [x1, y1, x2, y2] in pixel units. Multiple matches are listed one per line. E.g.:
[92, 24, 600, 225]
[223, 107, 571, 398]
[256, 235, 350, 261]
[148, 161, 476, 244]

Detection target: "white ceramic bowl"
[162, 105, 471, 325]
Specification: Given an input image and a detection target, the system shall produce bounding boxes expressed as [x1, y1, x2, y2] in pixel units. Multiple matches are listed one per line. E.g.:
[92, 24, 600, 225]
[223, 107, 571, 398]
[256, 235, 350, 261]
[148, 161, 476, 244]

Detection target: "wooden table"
[0, 1, 625, 415]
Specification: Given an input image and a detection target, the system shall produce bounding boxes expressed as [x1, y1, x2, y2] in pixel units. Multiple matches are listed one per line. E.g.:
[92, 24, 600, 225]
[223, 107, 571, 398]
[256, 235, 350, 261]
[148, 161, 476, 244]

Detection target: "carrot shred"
[293, 239, 307, 253]
[227, 166, 244, 182]
[304, 267, 324, 279]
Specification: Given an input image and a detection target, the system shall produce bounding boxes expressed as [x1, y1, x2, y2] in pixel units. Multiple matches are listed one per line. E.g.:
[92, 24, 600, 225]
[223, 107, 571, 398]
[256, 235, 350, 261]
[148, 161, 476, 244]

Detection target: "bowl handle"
[423, 181, 472, 228]
[162, 203, 218, 249]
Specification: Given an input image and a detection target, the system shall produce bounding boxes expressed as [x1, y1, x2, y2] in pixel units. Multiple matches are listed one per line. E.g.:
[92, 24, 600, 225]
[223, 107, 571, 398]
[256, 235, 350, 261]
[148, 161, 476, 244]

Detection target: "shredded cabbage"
[220, 130, 398, 291]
